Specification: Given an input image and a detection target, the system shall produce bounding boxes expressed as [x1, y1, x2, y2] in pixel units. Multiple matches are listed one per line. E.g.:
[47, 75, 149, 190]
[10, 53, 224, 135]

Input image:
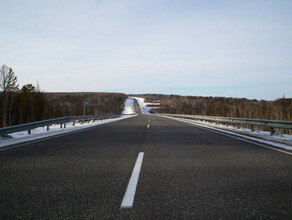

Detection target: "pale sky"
[0, 0, 291, 100]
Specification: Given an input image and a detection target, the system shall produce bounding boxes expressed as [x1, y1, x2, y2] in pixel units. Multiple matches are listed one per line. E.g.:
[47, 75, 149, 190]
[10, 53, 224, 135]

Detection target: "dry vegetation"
[3, 65, 290, 131]
[131, 94, 292, 134]
[0, 91, 126, 128]
[46, 92, 126, 118]
[1, 64, 128, 128]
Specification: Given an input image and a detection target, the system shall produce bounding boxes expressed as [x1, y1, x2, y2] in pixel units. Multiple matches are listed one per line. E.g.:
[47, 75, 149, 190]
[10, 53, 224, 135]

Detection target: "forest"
[129, 94, 291, 121]
[1, 64, 291, 132]
[131, 94, 292, 134]
[0, 65, 126, 128]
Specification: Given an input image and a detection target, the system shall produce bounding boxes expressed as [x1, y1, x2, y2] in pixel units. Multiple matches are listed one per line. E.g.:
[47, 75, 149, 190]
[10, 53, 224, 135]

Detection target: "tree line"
[131, 94, 292, 134]
[0, 65, 126, 128]
[2, 64, 291, 132]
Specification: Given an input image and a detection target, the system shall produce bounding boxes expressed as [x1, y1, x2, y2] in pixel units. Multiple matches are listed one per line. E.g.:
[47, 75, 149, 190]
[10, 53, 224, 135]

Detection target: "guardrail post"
[270, 127, 276, 135]
[251, 125, 255, 132]
[0, 114, 122, 137]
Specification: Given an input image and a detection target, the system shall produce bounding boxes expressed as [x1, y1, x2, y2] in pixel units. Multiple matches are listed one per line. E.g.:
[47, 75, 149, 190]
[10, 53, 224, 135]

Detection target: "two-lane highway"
[1, 103, 291, 219]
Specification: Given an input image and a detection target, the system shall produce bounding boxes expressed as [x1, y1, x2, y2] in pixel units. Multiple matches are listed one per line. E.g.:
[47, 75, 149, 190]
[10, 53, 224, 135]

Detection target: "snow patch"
[1, 98, 139, 149]
[1, 116, 137, 150]
[122, 98, 135, 114]
[130, 97, 159, 114]
[160, 115, 292, 151]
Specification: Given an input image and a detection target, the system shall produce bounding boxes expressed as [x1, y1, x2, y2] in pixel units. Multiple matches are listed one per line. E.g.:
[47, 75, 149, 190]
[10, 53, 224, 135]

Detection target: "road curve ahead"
[0, 105, 291, 219]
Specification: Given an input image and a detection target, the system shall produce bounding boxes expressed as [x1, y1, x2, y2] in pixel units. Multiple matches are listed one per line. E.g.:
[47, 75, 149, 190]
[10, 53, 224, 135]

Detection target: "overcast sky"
[1, 0, 291, 100]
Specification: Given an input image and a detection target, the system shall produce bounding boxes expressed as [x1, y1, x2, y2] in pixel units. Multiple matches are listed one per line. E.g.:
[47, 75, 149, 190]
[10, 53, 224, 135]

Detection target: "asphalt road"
[0, 103, 291, 219]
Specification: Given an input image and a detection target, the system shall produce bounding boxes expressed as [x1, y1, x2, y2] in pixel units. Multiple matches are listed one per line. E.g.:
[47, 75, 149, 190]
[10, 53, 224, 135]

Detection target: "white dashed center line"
[147, 124, 150, 128]
[120, 152, 144, 209]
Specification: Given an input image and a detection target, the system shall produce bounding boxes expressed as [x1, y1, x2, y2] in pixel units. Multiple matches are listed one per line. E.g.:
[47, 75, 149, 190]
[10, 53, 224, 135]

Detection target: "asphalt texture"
[0, 102, 291, 219]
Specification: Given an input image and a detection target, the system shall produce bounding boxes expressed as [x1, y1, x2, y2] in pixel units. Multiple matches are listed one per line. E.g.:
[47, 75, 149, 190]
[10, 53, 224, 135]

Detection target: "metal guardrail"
[161, 114, 292, 135]
[0, 114, 122, 136]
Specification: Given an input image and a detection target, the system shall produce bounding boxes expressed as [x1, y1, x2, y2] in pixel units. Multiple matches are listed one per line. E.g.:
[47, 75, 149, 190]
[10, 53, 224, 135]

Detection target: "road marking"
[147, 124, 150, 128]
[0, 115, 138, 152]
[121, 152, 144, 209]
[162, 115, 292, 156]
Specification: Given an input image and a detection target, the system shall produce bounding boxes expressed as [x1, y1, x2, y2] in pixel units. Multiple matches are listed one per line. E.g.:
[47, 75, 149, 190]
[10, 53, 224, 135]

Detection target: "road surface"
[0, 102, 291, 219]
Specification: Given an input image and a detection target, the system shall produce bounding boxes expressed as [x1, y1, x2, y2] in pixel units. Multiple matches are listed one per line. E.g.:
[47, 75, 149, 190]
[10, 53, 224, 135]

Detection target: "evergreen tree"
[0, 65, 19, 127]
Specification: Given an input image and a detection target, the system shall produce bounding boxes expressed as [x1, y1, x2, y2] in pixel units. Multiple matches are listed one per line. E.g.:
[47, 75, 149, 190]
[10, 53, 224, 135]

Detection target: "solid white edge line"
[121, 152, 144, 209]
[159, 115, 292, 156]
[0, 115, 138, 152]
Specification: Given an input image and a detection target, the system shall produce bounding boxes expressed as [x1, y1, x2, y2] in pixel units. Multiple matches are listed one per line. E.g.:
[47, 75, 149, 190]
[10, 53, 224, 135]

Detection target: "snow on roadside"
[0, 97, 139, 149]
[122, 98, 136, 114]
[160, 115, 292, 151]
[0, 115, 135, 149]
[130, 97, 157, 114]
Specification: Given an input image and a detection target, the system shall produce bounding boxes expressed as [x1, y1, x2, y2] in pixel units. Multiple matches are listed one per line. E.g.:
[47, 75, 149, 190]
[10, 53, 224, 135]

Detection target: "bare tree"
[0, 65, 19, 127]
